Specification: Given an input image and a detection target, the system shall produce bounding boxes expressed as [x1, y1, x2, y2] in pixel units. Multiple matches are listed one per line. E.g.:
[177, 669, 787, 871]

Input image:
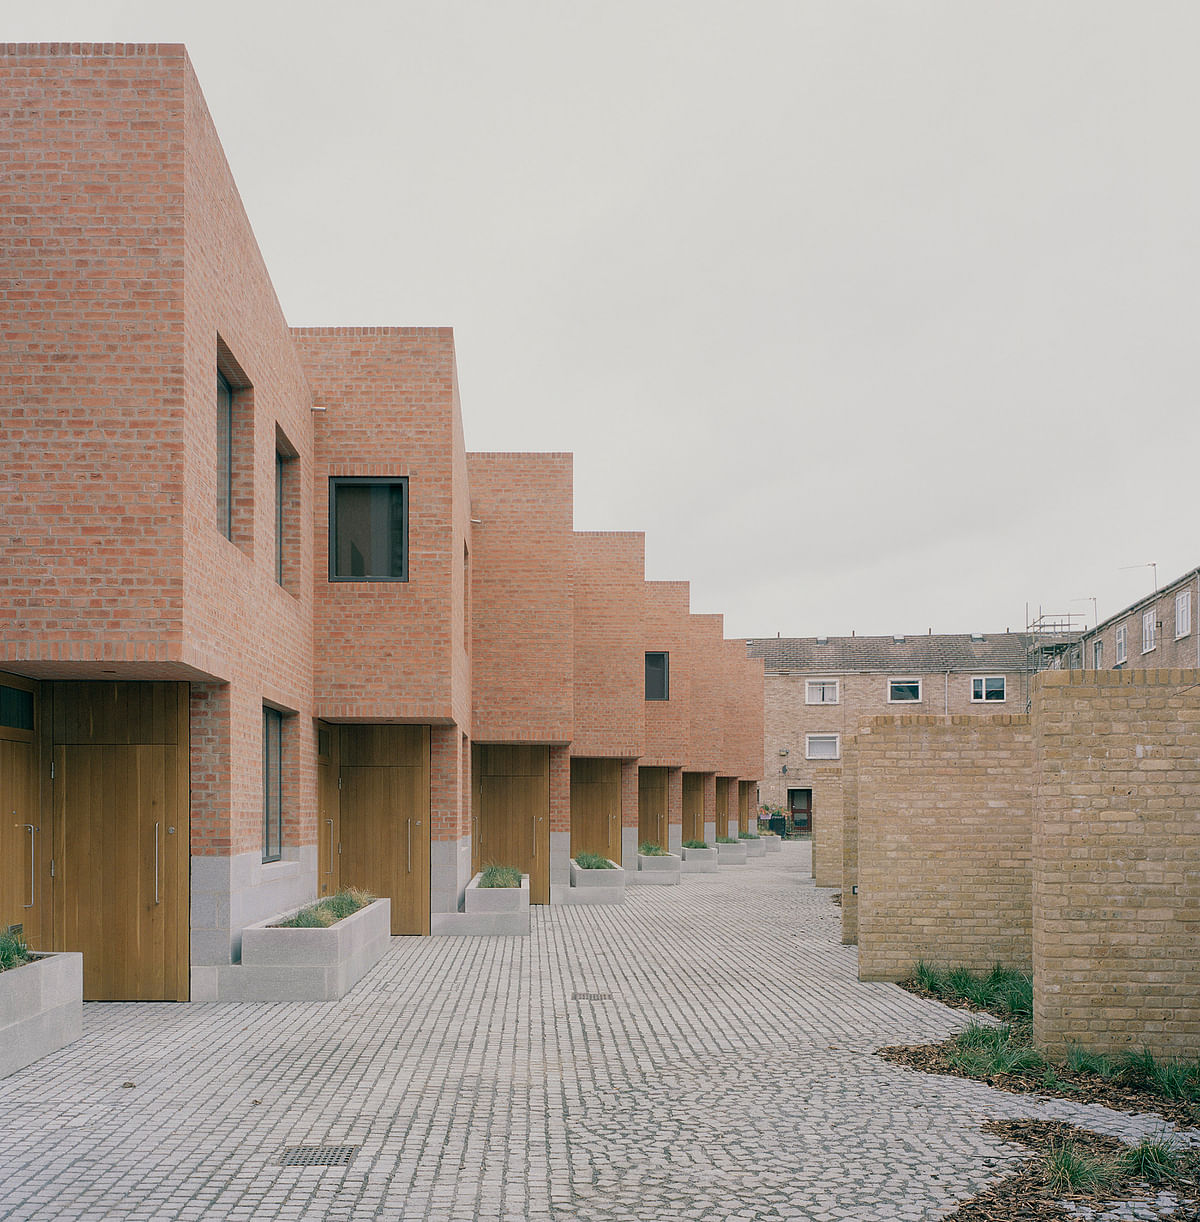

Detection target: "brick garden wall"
[855, 715, 1034, 982]
[1032, 670, 1200, 1058]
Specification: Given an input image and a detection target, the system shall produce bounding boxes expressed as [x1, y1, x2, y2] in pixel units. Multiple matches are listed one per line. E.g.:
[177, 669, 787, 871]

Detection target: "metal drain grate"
[572, 991, 613, 1001]
[279, 1144, 360, 1167]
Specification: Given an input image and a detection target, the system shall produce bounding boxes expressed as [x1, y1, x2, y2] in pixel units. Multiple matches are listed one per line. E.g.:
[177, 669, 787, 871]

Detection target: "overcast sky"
[6, 2, 1198, 638]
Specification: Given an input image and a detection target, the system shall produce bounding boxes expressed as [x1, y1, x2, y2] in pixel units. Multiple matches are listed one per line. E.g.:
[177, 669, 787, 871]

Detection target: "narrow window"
[806, 733, 840, 760]
[645, 652, 669, 700]
[1175, 590, 1191, 640]
[329, 478, 408, 581]
[263, 707, 283, 863]
[1115, 623, 1128, 664]
[216, 373, 233, 539]
[275, 450, 284, 586]
[1092, 639, 1103, 670]
[971, 676, 1006, 702]
[1142, 609, 1156, 654]
[805, 679, 839, 704]
[888, 678, 922, 702]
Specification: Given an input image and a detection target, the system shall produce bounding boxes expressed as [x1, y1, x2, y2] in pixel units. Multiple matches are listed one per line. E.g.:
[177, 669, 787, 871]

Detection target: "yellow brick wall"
[1032, 669, 1200, 1058]
[856, 715, 1034, 982]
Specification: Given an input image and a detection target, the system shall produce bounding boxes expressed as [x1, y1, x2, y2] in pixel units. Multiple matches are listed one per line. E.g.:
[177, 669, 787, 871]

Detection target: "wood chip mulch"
[941, 1119, 1200, 1222]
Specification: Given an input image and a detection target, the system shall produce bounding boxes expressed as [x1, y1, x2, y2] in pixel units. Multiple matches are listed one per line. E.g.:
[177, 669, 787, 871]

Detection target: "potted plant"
[631, 841, 681, 886]
[715, 835, 748, 864]
[738, 830, 766, 858]
[0, 929, 83, 1079]
[681, 838, 718, 873]
[568, 851, 626, 905]
[461, 864, 531, 934]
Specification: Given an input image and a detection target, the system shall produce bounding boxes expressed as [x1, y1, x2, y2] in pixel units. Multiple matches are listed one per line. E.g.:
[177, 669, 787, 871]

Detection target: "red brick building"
[0, 43, 762, 1001]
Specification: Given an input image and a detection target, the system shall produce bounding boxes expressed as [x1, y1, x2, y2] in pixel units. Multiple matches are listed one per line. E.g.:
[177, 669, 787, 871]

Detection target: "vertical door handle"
[407, 818, 412, 873]
[325, 819, 334, 873]
[532, 816, 537, 857]
[154, 822, 161, 905]
[24, 824, 34, 908]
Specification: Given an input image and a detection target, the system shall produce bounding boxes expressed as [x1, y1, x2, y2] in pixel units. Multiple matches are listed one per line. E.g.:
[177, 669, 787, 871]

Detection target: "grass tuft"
[0, 929, 32, 972]
[1042, 1140, 1116, 1193]
[638, 842, 668, 856]
[1120, 1135, 1181, 1183]
[478, 864, 523, 888]
[274, 888, 376, 928]
[573, 852, 615, 870]
[737, 831, 760, 840]
[716, 835, 738, 844]
[682, 839, 708, 850]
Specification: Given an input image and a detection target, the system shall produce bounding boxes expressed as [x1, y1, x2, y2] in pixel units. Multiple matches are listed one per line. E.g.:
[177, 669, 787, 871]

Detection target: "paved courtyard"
[0, 844, 1189, 1221]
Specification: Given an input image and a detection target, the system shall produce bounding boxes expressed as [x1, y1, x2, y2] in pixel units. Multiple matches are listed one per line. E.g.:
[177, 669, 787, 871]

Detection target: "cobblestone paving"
[1, 844, 1194, 1221]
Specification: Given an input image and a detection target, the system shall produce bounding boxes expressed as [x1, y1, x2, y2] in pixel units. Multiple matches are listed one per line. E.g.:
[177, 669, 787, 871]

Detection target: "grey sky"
[6, 2, 1198, 638]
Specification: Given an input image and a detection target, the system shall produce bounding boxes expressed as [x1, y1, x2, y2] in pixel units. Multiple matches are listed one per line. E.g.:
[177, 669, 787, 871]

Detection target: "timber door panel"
[637, 766, 668, 850]
[316, 722, 340, 897]
[716, 778, 730, 840]
[338, 725, 430, 936]
[475, 744, 550, 904]
[570, 758, 621, 864]
[682, 772, 704, 843]
[738, 782, 751, 834]
[1, 737, 48, 948]
[50, 682, 189, 1002]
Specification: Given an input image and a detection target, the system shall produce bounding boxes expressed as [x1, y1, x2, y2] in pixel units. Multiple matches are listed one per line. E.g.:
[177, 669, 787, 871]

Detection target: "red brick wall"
[571, 532, 645, 759]
[687, 614, 725, 773]
[643, 582, 691, 766]
[293, 328, 470, 728]
[468, 453, 573, 744]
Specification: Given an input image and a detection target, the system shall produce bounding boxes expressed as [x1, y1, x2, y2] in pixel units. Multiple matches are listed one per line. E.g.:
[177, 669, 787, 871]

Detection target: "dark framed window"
[645, 651, 669, 701]
[329, 478, 409, 581]
[217, 373, 233, 539]
[275, 450, 285, 586]
[263, 707, 283, 863]
[0, 684, 34, 732]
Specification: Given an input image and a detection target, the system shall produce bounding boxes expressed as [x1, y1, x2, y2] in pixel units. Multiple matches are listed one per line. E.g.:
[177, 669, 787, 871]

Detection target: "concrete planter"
[716, 840, 748, 865]
[630, 852, 681, 886]
[761, 833, 782, 853]
[566, 859, 626, 905]
[200, 897, 392, 1002]
[0, 951, 83, 1079]
[739, 836, 766, 858]
[433, 874, 532, 935]
[681, 846, 718, 874]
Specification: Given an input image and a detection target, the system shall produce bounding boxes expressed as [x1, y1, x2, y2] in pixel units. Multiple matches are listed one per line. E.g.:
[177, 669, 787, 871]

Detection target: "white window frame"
[887, 677, 922, 703]
[804, 679, 839, 705]
[1092, 639, 1103, 670]
[1175, 590, 1191, 640]
[1115, 622, 1128, 664]
[1142, 608, 1156, 654]
[971, 675, 1006, 703]
[805, 733, 840, 761]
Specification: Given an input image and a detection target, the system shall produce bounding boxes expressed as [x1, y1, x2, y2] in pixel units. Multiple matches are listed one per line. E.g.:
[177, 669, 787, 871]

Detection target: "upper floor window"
[1176, 590, 1191, 640]
[217, 373, 233, 539]
[645, 652, 669, 700]
[216, 340, 253, 551]
[971, 676, 1006, 702]
[263, 706, 283, 864]
[1115, 623, 1128, 664]
[805, 679, 839, 704]
[329, 478, 409, 581]
[1092, 639, 1103, 670]
[806, 733, 840, 760]
[888, 677, 922, 702]
[1142, 609, 1156, 654]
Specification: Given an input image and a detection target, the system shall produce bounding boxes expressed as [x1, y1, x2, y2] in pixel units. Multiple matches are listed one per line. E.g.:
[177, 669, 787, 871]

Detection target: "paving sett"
[1, 843, 1195, 1222]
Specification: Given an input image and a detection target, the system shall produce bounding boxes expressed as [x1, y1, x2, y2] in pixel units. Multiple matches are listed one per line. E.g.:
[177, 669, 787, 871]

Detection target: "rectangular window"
[971, 676, 1006, 702]
[329, 478, 409, 581]
[0, 684, 34, 731]
[888, 678, 922, 702]
[1142, 609, 1156, 654]
[275, 450, 284, 586]
[1176, 590, 1191, 640]
[263, 707, 283, 864]
[645, 651, 669, 700]
[806, 733, 840, 760]
[217, 373, 233, 540]
[1115, 623, 1128, 664]
[1092, 639, 1103, 670]
[805, 679, 839, 704]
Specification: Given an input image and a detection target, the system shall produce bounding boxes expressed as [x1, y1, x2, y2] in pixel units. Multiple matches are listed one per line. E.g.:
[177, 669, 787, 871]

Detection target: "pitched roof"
[744, 632, 1040, 674]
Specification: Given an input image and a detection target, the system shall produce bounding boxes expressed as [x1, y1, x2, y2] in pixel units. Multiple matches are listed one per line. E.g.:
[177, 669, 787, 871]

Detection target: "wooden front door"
[637, 766, 668, 851]
[682, 772, 704, 843]
[738, 781, 752, 834]
[1, 735, 48, 949]
[316, 722, 340, 897]
[474, 744, 550, 904]
[51, 682, 189, 1002]
[339, 725, 430, 936]
[570, 757, 621, 864]
[715, 777, 731, 840]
